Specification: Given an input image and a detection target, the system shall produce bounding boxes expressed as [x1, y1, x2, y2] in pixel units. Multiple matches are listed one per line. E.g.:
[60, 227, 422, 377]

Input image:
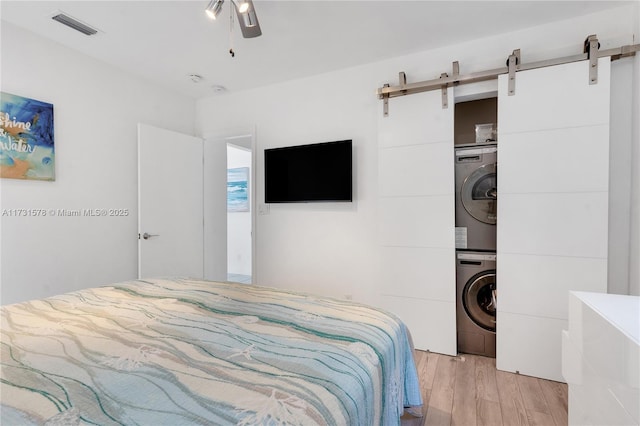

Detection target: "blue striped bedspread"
[1, 278, 422, 425]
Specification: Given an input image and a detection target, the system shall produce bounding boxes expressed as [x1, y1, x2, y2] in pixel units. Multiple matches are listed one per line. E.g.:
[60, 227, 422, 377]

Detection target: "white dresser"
[562, 291, 640, 425]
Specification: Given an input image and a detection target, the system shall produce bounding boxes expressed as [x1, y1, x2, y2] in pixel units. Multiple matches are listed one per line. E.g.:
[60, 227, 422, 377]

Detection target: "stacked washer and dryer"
[455, 143, 498, 358]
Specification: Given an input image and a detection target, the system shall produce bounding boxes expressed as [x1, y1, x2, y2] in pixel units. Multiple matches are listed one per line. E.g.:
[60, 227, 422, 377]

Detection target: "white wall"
[199, 72, 380, 304]
[0, 22, 196, 304]
[227, 143, 252, 276]
[196, 5, 639, 307]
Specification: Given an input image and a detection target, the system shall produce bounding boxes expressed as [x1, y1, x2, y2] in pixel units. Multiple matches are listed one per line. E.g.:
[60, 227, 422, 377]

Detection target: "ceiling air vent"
[51, 13, 98, 36]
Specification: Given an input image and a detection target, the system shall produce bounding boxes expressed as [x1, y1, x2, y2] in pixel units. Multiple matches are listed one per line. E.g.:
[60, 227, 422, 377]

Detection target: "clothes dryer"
[455, 144, 497, 251]
[456, 251, 496, 357]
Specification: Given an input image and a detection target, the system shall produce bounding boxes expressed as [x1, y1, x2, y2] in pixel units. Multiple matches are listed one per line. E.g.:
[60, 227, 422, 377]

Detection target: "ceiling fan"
[205, 0, 262, 39]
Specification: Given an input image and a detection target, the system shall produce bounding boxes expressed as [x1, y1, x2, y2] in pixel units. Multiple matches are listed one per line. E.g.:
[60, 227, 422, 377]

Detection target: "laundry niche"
[453, 96, 498, 359]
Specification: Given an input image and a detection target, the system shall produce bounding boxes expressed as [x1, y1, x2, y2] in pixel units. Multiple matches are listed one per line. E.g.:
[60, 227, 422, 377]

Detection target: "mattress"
[1, 278, 422, 425]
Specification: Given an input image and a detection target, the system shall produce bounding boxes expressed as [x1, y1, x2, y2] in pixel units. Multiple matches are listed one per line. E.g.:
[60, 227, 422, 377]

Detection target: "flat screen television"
[264, 140, 352, 203]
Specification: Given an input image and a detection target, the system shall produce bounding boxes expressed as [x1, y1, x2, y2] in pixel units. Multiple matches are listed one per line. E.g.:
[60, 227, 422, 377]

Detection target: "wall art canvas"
[0, 92, 55, 181]
[227, 167, 249, 212]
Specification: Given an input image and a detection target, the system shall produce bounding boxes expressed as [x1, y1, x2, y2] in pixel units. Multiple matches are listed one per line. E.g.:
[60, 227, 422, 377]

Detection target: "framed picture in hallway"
[227, 167, 249, 212]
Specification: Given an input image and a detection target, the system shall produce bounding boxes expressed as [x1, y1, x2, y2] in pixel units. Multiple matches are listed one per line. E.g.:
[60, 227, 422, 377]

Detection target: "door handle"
[142, 232, 160, 240]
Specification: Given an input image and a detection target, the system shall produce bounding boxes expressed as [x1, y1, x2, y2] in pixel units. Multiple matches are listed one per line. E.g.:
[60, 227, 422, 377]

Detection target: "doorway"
[226, 138, 253, 284]
[140, 125, 256, 285]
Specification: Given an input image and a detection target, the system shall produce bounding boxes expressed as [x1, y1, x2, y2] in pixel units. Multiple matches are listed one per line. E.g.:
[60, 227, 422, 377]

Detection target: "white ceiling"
[1, 1, 632, 99]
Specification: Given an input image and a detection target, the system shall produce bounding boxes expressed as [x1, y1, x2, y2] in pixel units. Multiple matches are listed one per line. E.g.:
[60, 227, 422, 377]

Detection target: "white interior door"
[377, 89, 456, 355]
[496, 58, 611, 381]
[204, 137, 228, 282]
[138, 123, 204, 279]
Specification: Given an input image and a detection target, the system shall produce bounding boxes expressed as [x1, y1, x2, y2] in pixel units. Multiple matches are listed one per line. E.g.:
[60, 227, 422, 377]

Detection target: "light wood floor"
[401, 350, 568, 426]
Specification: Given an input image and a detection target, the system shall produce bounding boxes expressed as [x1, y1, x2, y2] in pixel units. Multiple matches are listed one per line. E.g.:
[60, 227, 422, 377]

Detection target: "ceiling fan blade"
[235, 0, 262, 38]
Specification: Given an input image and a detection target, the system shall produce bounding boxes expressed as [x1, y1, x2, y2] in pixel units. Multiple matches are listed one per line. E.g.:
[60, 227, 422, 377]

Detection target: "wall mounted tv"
[264, 140, 352, 203]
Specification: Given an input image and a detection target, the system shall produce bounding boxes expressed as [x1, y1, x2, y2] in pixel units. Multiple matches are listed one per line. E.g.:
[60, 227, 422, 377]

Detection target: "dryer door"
[463, 270, 497, 331]
[461, 163, 497, 224]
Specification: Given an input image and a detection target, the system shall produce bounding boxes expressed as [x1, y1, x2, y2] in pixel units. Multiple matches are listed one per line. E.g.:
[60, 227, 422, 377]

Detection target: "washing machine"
[456, 251, 496, 357]
[455, 144, 497, 251]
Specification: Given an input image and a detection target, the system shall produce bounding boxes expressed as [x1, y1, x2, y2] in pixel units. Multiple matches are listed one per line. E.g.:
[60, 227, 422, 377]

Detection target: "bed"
[1, 278, 422, 425]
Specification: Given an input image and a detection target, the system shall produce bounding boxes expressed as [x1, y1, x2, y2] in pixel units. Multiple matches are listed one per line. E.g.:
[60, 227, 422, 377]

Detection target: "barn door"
[377, 89, 456, 355]
[496, 58, 611, 381]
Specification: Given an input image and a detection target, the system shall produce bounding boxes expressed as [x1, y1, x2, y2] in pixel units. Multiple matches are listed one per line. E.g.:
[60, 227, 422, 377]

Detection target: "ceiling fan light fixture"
[241, 8, 258, 28]
[235, 0, 250, 14]
[205, 0, 224, 19]
[206, 0, 261, 38]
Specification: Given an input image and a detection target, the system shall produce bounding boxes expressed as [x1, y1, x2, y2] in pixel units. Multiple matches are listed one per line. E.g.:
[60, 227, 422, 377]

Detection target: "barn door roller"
[507, 49, 521, 96]
[585, 34, 600, 85]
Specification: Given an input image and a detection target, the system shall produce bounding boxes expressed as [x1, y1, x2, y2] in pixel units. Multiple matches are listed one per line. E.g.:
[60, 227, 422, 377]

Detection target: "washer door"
[462, 270, 497, 332]
[461, 163, 497, 224]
